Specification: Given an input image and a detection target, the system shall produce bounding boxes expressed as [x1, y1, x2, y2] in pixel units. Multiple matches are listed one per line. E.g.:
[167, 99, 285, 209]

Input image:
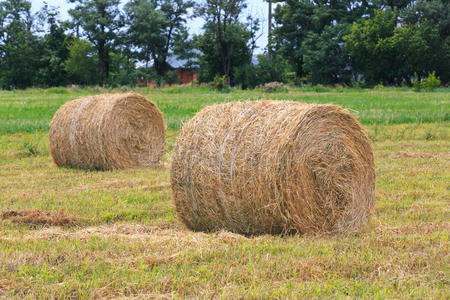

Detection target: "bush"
[210, 74, 228, 91]
[45, 87, 69, 94]
[233, 63, 257, 89]
[374, 84, 384, 90]
[422, 71, 441, 92]
[164, 71, 181, 86]
[255, 55, 289, 85]
[261, 82, 288, 93]
[351, 78, 366, 89]
[313, 84, 332, 93]
[412, 73, 421, 92]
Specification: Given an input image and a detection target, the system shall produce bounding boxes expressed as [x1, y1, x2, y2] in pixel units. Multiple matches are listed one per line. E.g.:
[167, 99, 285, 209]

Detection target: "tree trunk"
[98, 44, 105, 87]
[105, 49, 110, 83]
[296, 56, 303, 78]
[268, 1, 272, 62]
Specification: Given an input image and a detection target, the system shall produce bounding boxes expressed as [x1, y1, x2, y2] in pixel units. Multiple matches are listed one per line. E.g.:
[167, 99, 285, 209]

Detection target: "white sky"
[30, 0, 270, 53]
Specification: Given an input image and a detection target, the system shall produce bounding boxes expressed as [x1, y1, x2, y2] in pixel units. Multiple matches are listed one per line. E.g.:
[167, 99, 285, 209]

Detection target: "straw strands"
[171, 101, 376, 235]
[49, 93, 165, 170]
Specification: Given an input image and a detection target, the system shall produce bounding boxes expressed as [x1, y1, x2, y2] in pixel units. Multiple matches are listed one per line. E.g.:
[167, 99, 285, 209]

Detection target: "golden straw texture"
[171, 101, 376, 235]
[49, 93, 165, 170]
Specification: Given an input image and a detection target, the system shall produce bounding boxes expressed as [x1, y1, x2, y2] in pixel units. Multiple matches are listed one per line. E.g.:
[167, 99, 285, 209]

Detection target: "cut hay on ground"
[171, 101, 376, 235]
[1, 209, 78, 226]
[49, 93, 165, 170]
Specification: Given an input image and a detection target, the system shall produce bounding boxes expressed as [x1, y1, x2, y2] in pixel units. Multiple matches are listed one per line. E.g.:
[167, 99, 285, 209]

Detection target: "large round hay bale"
[49, 93, 165, 170]
[171, 101, 376, 235]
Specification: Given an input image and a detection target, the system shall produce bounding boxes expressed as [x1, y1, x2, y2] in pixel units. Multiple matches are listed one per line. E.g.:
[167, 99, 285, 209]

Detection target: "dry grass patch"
[1, 209, 78, 227]
[376, 221, 450, 235]
[394, 151, 450, 159]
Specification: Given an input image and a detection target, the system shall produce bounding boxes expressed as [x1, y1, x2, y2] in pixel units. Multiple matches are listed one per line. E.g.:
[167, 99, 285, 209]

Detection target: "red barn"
[136, 56, 199, 86]
[166, 56, 199, 84]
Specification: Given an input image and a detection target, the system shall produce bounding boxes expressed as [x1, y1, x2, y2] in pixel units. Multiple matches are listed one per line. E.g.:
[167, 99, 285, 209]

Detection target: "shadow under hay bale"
[49, 93, 166, 170]
[171, 101, 376, 235]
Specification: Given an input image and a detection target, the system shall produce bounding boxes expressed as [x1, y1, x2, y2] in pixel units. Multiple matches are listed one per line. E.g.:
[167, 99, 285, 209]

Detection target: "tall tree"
[272, 0, 315, 77]
[68, 0, 122, 87]
[65, 38, 97, 85]
[0, 0, 37, 89]
[344, 9, 445, 85]
[196, 0, 259, 84]
[403, 0, 449, 83]
[125, 0, 194, 78]
[301, 24, 351, 84]
[35, 4, 71, 87]
[157, 0, 194, 74]
[273, 0, 373, 78]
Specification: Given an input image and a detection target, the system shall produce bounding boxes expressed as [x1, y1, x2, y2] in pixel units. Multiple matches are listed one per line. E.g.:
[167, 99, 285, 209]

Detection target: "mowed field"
[0, 87, 449, 298]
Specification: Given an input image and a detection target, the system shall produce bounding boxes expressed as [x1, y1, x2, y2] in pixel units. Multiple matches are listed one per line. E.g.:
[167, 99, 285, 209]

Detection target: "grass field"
[0, 87, 449, 298]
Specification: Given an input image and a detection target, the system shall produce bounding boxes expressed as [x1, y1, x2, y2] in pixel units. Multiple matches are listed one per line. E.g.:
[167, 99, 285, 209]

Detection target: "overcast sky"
[30, 0, 271, 54]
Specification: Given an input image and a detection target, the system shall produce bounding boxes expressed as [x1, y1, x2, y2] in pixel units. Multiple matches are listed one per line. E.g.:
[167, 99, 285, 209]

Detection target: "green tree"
[65, 38, 97, 85]
[403, 0, 450, 83]
[68, 0, 122, 87]
[157, 0, 194, 74]
[343, 9, 397, 84]
[233, 63, 257, 89]
[254, 54, 289, 84]
[272, 0, 315, 77]
[273, 0, 371, 79]
[0, 0, 37, 89]
[125, 0, 193, 79]
[301, 24, 351, 84]
[35, 4, 71, 87]
[403, 0, 449, 37]
[195, 0, 259, 84]
[344, 9, 447, 85]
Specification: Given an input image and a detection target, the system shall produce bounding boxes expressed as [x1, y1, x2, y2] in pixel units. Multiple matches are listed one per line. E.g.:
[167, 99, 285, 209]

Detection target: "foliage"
[313, 84, 332, 93]
[164, 71, 181, 85]
[343, 9, 397, 85]
[272, 0, 372, 78]
[35, 4, 71, 87]
[0, 0, 448, 89]
[402, 0, 449, 38]
[255, 54, 289, 85]
[106, 52, 137, 87]
[350, 77, 366, 89]
[301, 24, 351, 85]
[125, 0, 193, 78]
[233, 63, 257, 89]
[195, 0, 259, 84]
[0, 0, 37, 89]
[272, 0, 315, 77]
[210, 74, 228, 91]
[412, 72, 421, 92]
[68, 0, 122, 87]
[374, 84, 385, 91]
[344, 9, 447, 85]
[65, 39, 97, 85]
[422, 71, 441, 92]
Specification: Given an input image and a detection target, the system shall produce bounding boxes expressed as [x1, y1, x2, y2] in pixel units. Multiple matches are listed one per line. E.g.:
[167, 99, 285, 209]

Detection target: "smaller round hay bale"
[171, 101, 376, 235]
[49, 93, 165, 170]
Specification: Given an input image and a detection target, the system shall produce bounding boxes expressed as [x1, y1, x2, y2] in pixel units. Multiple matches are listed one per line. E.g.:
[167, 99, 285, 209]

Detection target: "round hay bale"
[49, 93, 165, 170]
[171, 101, 376, 235]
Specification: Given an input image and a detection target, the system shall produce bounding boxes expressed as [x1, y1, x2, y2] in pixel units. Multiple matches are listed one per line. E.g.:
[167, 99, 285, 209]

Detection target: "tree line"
[0, 0, 448, 90]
